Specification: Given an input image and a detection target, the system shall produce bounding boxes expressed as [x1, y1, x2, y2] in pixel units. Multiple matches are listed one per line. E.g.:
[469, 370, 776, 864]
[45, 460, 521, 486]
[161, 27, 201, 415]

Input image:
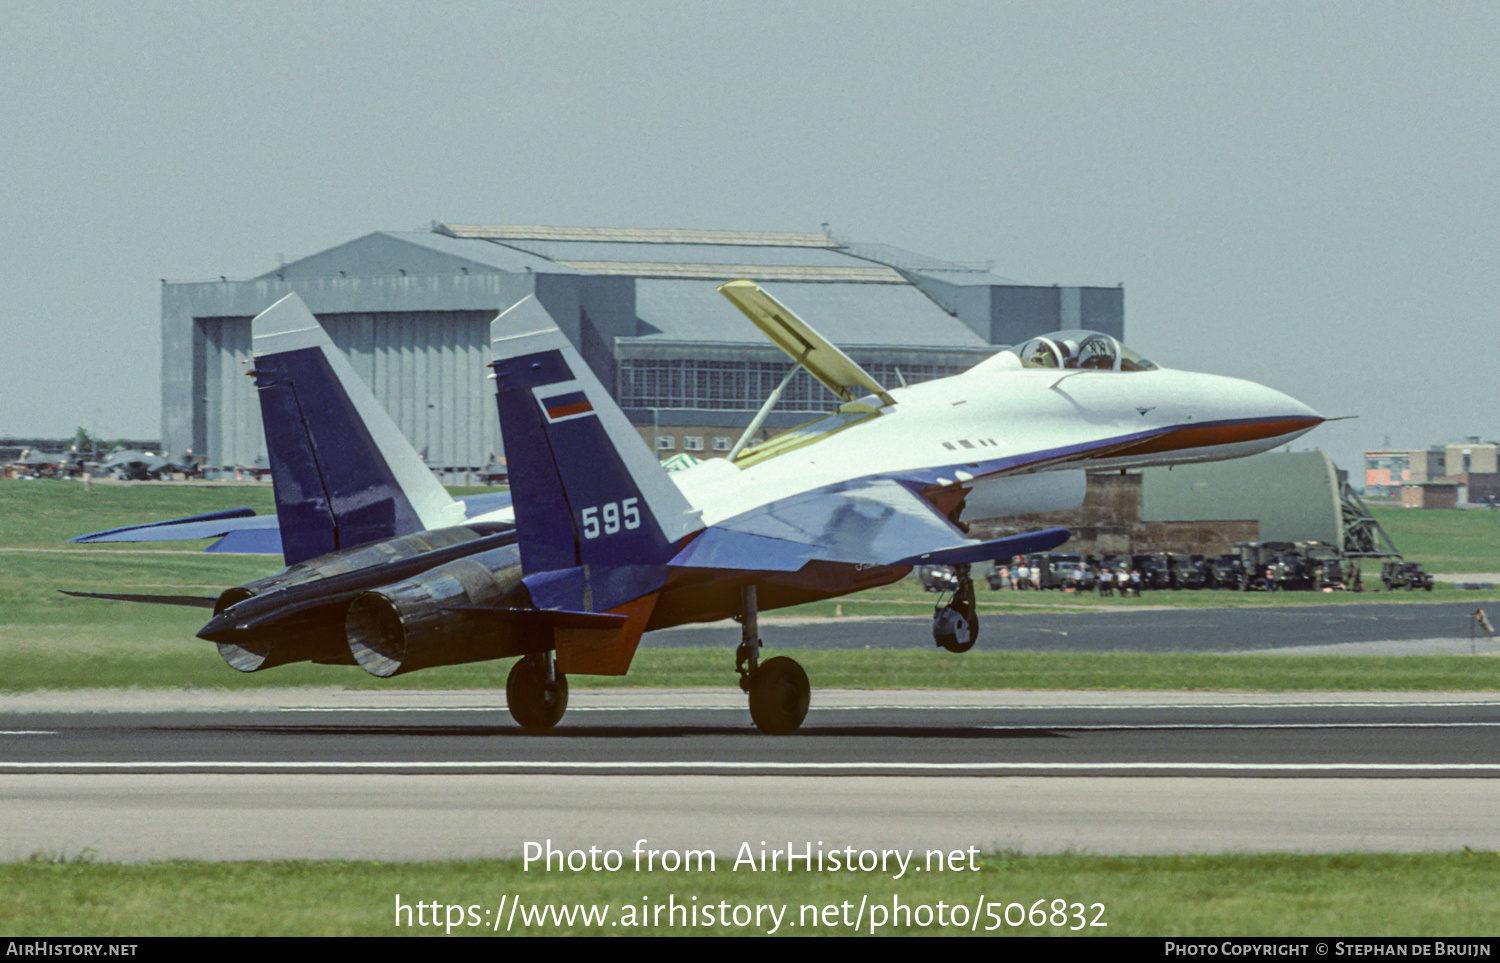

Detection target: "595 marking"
[581, 498, 640, 539]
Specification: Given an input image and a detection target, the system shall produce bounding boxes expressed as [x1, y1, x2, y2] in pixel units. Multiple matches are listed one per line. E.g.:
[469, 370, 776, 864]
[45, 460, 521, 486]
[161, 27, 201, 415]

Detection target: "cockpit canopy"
[1008, 330, 1157, 372]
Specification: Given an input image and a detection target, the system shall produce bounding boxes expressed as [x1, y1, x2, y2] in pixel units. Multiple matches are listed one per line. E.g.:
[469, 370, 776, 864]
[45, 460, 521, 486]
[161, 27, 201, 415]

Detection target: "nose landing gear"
[932, 564, 978, 653]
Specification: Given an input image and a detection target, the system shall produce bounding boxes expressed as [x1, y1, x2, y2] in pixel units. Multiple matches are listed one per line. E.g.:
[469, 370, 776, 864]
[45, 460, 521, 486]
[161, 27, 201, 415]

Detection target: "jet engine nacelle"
[208, 526, 509, 673]
[959, 469, 1088, 522]
[345, 545, 528, 677]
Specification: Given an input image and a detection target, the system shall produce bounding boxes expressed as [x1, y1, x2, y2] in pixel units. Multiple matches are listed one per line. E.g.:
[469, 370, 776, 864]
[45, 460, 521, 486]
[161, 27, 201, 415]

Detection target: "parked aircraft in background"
[8, 450, 74, 478]
[92, 449, 198, 481]
[71, 286, 1321, 734]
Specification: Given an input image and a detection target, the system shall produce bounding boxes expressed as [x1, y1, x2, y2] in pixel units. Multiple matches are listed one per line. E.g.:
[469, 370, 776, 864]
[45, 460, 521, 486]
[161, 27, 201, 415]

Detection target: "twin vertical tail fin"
[489, 296, 699, 579]
[251, 294, 465, 566]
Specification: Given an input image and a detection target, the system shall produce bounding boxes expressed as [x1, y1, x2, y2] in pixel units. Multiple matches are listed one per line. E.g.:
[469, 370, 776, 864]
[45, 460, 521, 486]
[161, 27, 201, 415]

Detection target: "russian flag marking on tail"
[534, 383, 596, 422]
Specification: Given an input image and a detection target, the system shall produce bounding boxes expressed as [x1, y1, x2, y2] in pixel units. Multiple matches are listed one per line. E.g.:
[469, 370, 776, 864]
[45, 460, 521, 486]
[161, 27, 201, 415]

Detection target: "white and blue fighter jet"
[71, 285, 1321, 733]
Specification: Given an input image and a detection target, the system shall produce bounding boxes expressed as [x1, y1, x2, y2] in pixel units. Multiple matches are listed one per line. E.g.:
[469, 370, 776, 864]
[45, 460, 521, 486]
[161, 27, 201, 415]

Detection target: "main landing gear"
[507, 651, 569, 731]
[932, 563, 978, 653]
[736, 585, 809, 735]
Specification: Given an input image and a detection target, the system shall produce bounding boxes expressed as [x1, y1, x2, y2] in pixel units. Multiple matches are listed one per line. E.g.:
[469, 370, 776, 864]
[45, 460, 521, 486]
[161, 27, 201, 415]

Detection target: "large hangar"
[162, 224, 1125, 474]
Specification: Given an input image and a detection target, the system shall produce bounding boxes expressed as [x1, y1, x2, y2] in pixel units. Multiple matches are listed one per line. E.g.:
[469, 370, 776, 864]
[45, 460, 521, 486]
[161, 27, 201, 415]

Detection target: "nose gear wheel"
[933, 566, 978, 653]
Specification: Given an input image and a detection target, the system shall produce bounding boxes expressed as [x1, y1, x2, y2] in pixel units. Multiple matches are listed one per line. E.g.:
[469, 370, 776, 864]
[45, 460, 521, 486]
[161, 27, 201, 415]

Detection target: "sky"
[3, 0, 1496, 477]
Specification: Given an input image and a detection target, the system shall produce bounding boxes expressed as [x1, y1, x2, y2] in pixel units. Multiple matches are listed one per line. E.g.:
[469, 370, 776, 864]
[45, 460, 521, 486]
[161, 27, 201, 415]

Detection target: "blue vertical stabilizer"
[251, 294, 464, 565]
[489, 296, 700, 580]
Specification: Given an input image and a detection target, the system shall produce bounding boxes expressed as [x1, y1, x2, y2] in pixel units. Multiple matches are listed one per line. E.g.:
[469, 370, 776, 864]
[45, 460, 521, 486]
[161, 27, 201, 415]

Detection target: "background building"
[163, 224, 1124, 475]
[1365, 436, 1499, 504]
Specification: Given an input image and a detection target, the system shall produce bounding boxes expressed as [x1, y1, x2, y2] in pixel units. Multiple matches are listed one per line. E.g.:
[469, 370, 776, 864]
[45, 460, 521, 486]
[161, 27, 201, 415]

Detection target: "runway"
[6, 689, 1500, 775]
[647, 601, 1500, 653]
[2, 687, 1498, 861]
[4, 602, 1498, 862]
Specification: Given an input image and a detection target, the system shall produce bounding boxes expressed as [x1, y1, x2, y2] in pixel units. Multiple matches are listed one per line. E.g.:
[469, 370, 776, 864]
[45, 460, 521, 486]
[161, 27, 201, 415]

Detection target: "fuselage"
[630, 350, 1322, 631]
[672, 354, 1323, 528]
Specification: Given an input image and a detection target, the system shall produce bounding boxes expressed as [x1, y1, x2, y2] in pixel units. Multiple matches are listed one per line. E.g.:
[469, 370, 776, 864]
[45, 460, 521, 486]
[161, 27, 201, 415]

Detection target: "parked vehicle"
[1381, 561, 1434, 592]
[917, 565, 961, 593]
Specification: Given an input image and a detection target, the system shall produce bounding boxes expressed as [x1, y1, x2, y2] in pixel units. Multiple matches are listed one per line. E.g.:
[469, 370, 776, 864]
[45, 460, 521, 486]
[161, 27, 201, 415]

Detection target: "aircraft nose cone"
[1237, 379, 1324, 447]
[1164, 372, 1326, 458]
[1267, 381, 1323, 422]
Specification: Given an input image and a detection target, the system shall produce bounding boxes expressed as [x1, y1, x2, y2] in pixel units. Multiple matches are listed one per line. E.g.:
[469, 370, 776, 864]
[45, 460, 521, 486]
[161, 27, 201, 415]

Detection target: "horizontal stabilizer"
[455, 491, 514, 518]
[718, 280, 895, 406]
[68, 495, 508, 555]
[69, 508, 263, 544]
[894, 526, 1072, 566]
[60, 590, 219, 609]
[205, 528, 285, 554]
[438, 606, 638, 673]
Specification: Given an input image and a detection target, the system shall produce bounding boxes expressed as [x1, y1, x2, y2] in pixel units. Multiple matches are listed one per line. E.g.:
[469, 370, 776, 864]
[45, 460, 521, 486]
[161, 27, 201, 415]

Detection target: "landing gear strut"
[932, 564, 978, 653]
[507, 651, 568, 731]
[736, 585, 809, 735]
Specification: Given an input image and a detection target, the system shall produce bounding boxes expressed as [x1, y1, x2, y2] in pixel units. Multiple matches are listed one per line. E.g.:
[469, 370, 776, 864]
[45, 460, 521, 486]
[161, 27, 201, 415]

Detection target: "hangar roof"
[436, 224, 836, 247]
[254, 223, 1099, 352]
[631, 280, 989, 349]
[267, 224, 1021, 291]
[483, 239, 875, 268]
[262, 230, 575, 279]
[842, 242, 1020, 285]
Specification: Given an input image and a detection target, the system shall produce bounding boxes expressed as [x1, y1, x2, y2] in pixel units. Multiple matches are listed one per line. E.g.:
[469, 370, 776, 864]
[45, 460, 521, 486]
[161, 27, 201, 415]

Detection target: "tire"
[506, 653, 568, 731]
[934, 607, 977, 652]
[933, 580, 978, 653]
[748, 657, 810, 735]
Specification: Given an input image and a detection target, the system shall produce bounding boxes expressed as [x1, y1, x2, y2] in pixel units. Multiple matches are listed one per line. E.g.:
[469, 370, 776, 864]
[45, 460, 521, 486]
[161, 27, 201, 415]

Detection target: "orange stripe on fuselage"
[1103, 417, 1322, 459]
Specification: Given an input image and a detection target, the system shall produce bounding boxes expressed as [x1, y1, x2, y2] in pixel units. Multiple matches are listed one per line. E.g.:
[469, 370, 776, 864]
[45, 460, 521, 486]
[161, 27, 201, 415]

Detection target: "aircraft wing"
[68, 492, 514, 555]
[718, 280, 896, 406]
[668, 478, 1069, 572]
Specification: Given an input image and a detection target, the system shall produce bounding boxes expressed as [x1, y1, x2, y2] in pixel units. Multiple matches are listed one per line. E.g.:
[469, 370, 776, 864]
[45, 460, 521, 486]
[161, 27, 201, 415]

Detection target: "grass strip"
[4, 852, 1498, 936]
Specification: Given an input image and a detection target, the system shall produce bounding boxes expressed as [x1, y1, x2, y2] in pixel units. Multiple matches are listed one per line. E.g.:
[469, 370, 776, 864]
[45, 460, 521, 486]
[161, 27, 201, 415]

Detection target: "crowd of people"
[989, 560, 1144, 596]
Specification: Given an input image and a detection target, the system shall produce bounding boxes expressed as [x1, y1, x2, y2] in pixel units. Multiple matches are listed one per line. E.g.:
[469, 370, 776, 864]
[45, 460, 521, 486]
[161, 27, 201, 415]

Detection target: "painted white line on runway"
[2, 761, 1499, 774]
[0, 731, 57, 736]
[983, 722, 1500, 730]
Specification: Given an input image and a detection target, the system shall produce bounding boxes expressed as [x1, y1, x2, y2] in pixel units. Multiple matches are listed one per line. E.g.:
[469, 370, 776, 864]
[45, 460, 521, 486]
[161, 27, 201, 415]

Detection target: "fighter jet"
[443, 283, 1322, 732]
[71, 286, 1320, 734]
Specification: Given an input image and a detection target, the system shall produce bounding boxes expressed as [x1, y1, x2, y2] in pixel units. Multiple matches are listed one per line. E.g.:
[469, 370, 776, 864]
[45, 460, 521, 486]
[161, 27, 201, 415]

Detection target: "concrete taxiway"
[6, 773, 1497, 863]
